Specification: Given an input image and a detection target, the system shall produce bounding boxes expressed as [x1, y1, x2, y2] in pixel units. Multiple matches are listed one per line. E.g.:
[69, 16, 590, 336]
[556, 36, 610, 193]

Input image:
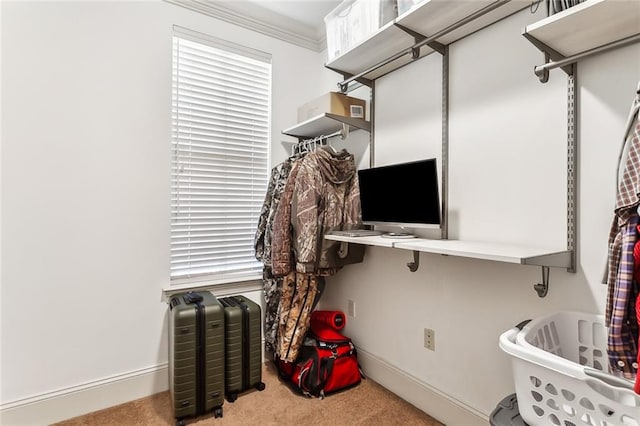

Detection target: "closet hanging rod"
[295, 127, 347, 145]
[337, 0, 511, 91]
[533, 33, 640, 81]
[304, 128, 345, 142]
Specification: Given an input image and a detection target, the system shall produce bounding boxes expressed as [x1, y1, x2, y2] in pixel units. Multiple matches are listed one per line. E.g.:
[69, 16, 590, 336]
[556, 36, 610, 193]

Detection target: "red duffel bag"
[277, 320, 362, 398]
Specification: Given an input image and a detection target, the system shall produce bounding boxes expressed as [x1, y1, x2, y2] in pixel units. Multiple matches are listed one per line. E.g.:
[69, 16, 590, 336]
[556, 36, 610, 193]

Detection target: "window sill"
[162, 276, 263, 302]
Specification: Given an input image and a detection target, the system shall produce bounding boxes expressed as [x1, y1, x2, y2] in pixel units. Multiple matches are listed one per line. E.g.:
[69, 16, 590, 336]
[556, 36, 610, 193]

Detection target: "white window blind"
[171, 27, 271, 285]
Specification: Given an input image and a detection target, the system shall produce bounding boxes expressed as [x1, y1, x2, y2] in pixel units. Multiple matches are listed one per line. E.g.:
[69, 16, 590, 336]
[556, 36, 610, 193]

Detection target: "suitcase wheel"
[227, 393, 238, 403]
[214, 406, 223, 418]
[256, 382, 266, 391]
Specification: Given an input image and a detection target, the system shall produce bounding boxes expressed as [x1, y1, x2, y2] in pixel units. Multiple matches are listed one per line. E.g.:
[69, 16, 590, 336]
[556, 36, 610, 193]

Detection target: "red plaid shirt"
[605, 118, 640, 378]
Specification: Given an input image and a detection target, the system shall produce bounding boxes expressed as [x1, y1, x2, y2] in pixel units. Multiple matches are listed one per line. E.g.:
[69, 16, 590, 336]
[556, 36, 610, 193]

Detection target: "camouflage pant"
[277, 272, 319, 362]
[262, 268, 282, 357]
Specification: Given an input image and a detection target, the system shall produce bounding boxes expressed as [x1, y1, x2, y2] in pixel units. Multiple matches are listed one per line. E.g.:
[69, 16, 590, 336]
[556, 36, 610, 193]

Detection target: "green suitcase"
[169, 292, 225, 425]
[220, 295, 266, 402]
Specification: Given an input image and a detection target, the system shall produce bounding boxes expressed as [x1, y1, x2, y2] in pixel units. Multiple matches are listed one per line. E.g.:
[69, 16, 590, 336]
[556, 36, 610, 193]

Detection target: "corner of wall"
[356, 348, 488, 425]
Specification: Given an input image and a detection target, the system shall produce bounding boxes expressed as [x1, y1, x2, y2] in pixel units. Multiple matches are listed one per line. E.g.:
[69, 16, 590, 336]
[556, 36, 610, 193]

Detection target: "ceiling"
[167, 0, 343, 51]
[248, 0, 342, 30]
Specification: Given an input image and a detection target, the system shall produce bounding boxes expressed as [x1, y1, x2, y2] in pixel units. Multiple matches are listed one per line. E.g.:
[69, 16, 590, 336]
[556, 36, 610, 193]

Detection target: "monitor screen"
[357, 158, 441, 229]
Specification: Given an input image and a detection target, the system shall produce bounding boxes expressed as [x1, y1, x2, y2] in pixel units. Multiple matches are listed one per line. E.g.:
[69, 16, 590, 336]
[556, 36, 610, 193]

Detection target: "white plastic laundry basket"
[499, 311, 640, 426]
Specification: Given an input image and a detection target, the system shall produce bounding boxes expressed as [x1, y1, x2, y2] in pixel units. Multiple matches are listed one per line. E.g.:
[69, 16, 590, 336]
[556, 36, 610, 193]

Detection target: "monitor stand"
[381, 232, 416, 239]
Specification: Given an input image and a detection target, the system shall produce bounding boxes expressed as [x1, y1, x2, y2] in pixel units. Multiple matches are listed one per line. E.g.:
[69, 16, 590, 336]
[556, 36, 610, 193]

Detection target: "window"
[171, 27, 271, 285]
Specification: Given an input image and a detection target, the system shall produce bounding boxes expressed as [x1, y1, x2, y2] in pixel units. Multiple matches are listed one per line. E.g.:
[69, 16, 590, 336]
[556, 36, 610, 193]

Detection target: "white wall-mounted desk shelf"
[326, 234, 572, 297]
[523, 0, 640, 81]
[282, 113, 370, 139]
[325, 233, 418, 248]
[326, 234, 571, 267]
[393, 239, 572, 268]
[326, 0, 529, 88]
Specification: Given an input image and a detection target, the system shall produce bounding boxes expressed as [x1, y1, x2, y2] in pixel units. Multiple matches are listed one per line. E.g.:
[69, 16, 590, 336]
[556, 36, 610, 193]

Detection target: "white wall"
[319, 6, 640, 422]
[0, 1, 324, 422]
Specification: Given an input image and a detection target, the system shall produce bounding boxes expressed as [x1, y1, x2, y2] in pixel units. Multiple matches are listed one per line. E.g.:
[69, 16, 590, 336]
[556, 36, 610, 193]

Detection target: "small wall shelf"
[523, 0, 640, 81]
[326, 20, 416, 81]
[282, 113, 370, 139]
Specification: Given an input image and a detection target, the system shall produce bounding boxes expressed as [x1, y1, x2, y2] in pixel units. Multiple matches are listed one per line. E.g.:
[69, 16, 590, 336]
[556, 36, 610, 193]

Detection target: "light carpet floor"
[53, 361, 444, 425]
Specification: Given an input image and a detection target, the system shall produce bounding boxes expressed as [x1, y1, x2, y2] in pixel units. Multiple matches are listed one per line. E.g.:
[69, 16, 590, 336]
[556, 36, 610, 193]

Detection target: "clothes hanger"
[327, 136, 339, 154]
[615, 80, 640, 188]
[622, 80, 640, 142]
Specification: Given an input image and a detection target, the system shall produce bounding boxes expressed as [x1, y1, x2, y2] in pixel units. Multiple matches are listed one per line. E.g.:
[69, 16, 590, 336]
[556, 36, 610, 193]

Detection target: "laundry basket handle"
[584, 367, 635, 391]
[499, 320, 586, 379]
[515, 319, 531, 330]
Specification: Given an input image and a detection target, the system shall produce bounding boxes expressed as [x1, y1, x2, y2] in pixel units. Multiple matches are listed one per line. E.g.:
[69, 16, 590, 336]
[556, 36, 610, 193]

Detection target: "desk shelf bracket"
[533, 266, 550, 298]
[407, 250, 420, 272]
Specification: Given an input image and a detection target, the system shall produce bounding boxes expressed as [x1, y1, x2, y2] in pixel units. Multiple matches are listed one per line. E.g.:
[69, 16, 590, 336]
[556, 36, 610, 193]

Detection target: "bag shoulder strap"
[304, 352, 334, 399]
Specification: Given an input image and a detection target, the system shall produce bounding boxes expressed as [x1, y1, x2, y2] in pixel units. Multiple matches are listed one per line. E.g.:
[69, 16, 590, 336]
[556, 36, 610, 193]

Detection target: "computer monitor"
[357, 158, 441, 232]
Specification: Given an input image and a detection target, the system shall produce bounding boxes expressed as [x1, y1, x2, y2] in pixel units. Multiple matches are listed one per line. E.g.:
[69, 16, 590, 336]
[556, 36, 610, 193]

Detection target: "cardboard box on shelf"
[297, 92, 367, 123]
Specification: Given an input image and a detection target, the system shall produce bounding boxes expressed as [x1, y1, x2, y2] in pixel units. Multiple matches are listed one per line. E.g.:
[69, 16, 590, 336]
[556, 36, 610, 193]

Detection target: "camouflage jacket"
[254, 157, 298, 355]
[270, 160, 301, 277]
[254, 157, 297, 266]
[291, 147, 365, 275]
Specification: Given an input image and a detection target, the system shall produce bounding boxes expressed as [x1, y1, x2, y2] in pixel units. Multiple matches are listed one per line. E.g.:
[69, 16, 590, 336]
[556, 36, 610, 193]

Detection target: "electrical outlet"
[347, 299, 356, 318]
[424, 328, 435, 351]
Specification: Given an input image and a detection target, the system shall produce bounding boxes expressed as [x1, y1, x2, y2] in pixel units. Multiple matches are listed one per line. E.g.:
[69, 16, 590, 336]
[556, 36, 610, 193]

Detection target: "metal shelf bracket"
[325, 65, 373, 93]
[522, 33, 573, 82]
[407, 251, 420, 272]
[533, 266, 550, 297]
[394, 23, 445, 57]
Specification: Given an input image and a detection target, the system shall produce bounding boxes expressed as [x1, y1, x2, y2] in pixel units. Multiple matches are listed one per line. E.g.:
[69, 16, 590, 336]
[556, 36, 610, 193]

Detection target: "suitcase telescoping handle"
[183, 292, 204, 304]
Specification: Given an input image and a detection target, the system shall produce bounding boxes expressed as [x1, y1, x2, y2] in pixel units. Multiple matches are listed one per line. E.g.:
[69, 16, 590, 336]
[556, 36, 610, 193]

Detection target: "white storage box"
[324, 0, 397, 62]
[499, 311, 640, 426]
[397, 0, 425, 16]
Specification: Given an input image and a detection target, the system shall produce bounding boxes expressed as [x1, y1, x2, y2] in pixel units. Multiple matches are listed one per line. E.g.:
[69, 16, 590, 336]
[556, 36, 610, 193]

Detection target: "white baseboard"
[0, 364, 169, 425]
[356, 349, 489, 426]
[1, 348, 484, 425]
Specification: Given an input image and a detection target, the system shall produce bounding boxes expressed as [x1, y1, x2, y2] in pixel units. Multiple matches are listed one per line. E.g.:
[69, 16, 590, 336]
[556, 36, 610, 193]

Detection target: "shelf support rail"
[527, 33, 640, 83]
[566, 66, 577, 274]
[336, 0, 511, 92]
